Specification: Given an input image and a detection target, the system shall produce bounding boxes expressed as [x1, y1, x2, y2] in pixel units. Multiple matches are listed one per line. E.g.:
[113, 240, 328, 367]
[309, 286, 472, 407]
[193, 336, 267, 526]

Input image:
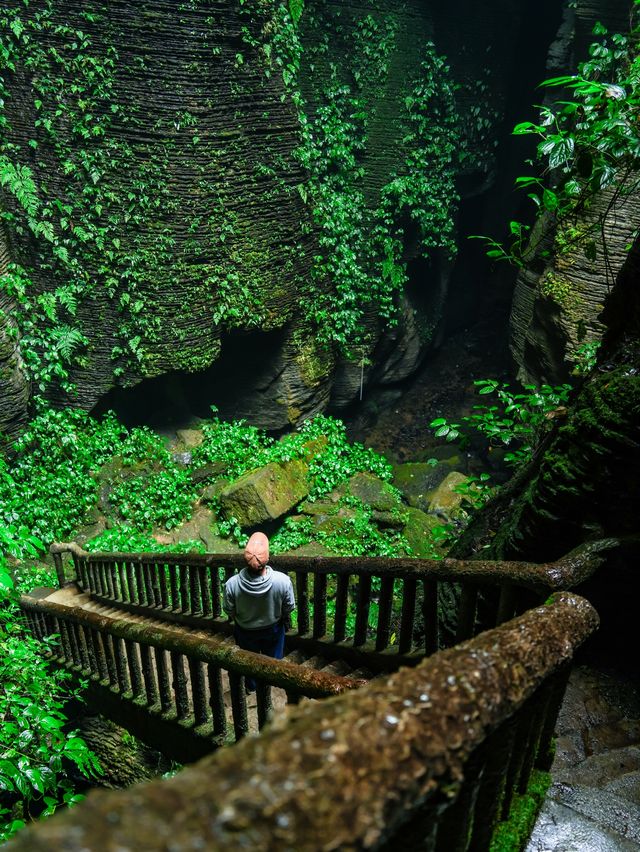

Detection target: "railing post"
[228, 671, 249, 741]
[140, 644, 159, 707]
[256, 680, 273, 730]
[171, 651, 190, 721]
[456, 585, 478, 643]
[210, 564, 222, 617]
[333, 574, 349, 643]
[399, 578, 417, 654]
[354, 574, 371, 647]
[114, 636, 131, 695]
[423, 579, 439, 655]
[207, 664, 227, 738]
[155, 647, 173, 714]
[189, 658, 208, 726]
[375, 575, 394, 651]
[125, 639, 145, 701]
[296, 571, 309, 636]
[52, 550, 65, 587]
[312, 573, 327, 638]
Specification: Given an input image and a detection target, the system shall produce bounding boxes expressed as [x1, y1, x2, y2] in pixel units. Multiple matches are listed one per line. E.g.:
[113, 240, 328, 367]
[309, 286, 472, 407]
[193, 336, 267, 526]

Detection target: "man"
[223, 532, 295, 689]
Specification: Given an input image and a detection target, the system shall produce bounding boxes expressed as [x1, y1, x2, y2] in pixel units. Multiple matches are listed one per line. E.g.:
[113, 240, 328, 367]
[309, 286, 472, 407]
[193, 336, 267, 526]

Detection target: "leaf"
[0, 568, 14, 593]
[539, 75, 578, 88]
[512, 121, 543, 135]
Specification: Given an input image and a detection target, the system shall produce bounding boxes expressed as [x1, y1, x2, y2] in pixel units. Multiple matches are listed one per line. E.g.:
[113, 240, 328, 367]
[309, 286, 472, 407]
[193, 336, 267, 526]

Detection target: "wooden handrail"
[7, 592, 599, 851]
[20, 594, 364, 699]
[51, 537, 615, 592]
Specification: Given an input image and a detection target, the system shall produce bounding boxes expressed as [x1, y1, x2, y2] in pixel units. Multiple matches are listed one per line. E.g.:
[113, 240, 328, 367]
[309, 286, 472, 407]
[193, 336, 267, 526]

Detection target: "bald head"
[244, 532, 270, 573]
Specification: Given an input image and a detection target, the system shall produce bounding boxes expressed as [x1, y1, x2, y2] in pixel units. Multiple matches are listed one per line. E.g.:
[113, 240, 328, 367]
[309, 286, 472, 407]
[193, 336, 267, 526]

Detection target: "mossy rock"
[402, 507, 443, 558]
[339, 472, 403, 512]
[200, 478, 231, 505]
[219, 457, 311, 527]
[189, 462, 228, 485]
[167, 508, 240, 554]
[428, 471, 472, 521]
[74, 507, 107, 547]
[175, 428, 204, 449]
[371, 509, 407, 529]
[283, 541, 333, 557]
[312, 508, 358, 535]
[298, 499, 340, 516]
[392, 462, 453, 512]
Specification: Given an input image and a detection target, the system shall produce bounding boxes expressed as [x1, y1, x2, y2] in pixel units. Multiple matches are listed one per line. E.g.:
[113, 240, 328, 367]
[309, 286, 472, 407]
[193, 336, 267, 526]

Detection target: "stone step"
[555, 745, 640, 788]
[548, 782, 640, 847]
[320, 659, 353, 677]
[348, 667, 375, 681]
[603, 770, 640, 807]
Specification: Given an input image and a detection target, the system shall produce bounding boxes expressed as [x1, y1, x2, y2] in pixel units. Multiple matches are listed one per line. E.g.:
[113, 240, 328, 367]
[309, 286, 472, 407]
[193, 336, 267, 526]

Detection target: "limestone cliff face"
[509, 0, 637, 385]
[0, 0, 558, 431]
[0, 229, 30, 443]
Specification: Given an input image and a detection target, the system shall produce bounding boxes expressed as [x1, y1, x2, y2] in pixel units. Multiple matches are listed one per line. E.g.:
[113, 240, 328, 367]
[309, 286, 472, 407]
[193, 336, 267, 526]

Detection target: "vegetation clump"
[479, 10, 640, 270]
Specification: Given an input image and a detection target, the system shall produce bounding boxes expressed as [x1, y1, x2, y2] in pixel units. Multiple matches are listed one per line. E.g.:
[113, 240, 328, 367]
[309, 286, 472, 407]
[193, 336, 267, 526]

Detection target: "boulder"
[428, 471, 472, 520]
[298, 499, 339, 516]
[189, 462, 228, 485]
[392, 462, 453, 512]
[176, 429, 204, 449]
[312, 507, 358, 535]
[371, 509, 407, 529]
[200, 479, 231, 505]
[168, 506, 240, 553]
[74, 508, 107, 547]
[218, 457, 310, 527]
[402, 507, 443, 558]
[339, 472, 403, 513]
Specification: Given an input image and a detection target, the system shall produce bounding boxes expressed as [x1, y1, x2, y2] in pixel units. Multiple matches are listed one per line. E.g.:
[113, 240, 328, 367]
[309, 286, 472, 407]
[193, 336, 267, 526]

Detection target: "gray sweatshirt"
[223, 566, 296, 629]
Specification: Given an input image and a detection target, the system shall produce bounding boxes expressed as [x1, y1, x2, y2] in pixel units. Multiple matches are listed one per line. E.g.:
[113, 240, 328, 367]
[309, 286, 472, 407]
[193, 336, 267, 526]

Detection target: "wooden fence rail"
[8, 593, 599, 852]
[20, 593, 363, 760]
[49, 539, 611, 665]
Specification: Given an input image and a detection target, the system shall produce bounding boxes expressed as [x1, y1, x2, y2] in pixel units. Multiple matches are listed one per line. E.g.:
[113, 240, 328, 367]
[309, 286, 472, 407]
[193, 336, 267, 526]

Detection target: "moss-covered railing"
[9, 593, 598, 852]
[49, 539, 610, 670]
[20, 591, 363, 763]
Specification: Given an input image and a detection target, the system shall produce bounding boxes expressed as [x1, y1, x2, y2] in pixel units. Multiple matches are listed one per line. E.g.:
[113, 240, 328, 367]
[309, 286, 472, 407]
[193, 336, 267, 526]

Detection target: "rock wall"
[0, 0, 565, 432]
[0, 228, 30, 444]
[509, 0, 637, 385]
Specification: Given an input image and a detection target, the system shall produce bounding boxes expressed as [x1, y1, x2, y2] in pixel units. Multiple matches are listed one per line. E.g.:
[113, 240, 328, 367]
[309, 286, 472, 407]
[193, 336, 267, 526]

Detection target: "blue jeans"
[234, 622, 285, 691]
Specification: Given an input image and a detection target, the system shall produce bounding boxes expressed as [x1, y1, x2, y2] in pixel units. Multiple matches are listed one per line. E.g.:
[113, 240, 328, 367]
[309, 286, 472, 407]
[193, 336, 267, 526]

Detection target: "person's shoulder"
[225, 571, 241, 589]
[271, 568, 293, 586]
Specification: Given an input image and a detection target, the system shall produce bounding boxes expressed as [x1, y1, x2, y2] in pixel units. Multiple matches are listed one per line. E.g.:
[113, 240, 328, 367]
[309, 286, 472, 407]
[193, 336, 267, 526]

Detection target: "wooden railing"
[8, 593, 599, 852]
[20, 592, 363, 762]
[50, 539, 611, 668]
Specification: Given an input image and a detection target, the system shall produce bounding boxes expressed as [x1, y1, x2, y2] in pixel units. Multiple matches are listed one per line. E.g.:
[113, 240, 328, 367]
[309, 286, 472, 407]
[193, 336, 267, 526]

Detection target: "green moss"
[490, 770, 551, 852]
[292, 331, 334, 387]
[539, 271, 580, 313]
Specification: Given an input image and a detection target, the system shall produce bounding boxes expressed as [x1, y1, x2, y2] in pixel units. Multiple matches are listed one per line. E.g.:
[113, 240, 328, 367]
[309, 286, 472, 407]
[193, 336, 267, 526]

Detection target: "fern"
[55, 286, 79, 316]
[0, 158, 39, 217]
[52, 325, 88, 362]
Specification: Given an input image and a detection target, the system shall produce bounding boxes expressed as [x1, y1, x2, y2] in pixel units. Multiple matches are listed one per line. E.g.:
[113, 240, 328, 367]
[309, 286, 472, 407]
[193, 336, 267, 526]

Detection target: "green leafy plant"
[475, 11, 640, 269]
[269, 7, 461, 351]
[85, 526, 205, 554]
[0, 526, 100, 842]
[430, 380, 572, 467]
[573, 340, 601, 375]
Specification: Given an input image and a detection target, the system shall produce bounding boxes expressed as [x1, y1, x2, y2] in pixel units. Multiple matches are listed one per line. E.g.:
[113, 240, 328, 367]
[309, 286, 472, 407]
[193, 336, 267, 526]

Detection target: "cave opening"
[91, 327, 288, 430]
